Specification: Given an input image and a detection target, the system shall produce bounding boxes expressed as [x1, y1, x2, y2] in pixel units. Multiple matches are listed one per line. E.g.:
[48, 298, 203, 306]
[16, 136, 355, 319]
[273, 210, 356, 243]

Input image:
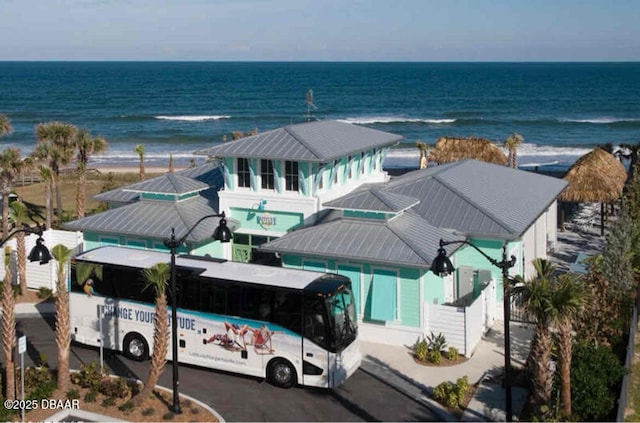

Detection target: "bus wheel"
[268, 358, 297, 388]
[123, 333, 148, 361]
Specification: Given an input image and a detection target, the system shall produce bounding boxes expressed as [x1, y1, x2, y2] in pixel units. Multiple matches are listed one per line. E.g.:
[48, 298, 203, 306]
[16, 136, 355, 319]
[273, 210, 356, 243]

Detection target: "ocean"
[1, 61, 639, 170]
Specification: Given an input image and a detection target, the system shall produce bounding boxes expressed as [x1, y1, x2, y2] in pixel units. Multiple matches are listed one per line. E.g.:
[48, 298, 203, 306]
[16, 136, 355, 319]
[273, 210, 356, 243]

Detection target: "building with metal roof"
[260, 159, 567, 351]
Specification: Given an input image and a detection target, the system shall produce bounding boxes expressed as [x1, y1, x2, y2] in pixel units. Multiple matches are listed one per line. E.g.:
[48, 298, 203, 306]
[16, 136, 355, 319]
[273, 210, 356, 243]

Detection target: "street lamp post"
[163, 212, 232, 414]
[430, 238, 516, 421]
[0, 224, 52, 264]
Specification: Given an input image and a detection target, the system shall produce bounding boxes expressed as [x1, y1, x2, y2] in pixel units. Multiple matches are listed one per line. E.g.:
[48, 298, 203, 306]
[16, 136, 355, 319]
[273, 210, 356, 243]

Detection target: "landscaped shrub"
[84, 389, 98, 403]
[101, 397, 116, 407]
[99, 377, 131, 399]
[446, 346, 459, 361]
[66, 388, 80, 400]
[24, 366, 55, 400]
[71, 362, 104, 390]
[433, 376, 469, 409]
[142, 407, 155, 416]
[414, 337, 428, 361]
[427, 349, 442, 364]
[571, 340, 626, 421]
[426, 332, 447, 352]
[118, 401, 135, 414]
[37, 287, 53, 300]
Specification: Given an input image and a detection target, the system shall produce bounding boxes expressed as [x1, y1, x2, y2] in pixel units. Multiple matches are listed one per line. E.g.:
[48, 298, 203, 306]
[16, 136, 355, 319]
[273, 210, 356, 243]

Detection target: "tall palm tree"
[38, 165, 54, 230]
[9, 201, 30, 296]
[512, 258, 556, 407]
[550, 273, 588, 417]
[0, 114, 12, 138]
[504, 132, 524, 169]
[75, 129, 107, 219]
[1, 247, 16, 400]
[134, 144, 145, 180]
[51, 243, 72, 392]
[416, 141, 429, 169]
[34, 122, 78, 221]
[135, 262, 170, 406]
[0, 148, 32, 236]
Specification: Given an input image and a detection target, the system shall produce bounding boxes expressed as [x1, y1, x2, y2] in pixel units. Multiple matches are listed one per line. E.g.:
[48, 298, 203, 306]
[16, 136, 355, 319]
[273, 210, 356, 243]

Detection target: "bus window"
[109, 267, 154, 303]
[200, 282, 226, 315]
[303, 295, 327, 349]
[272, 291, 301, 334]
[179, 275, 200, 310]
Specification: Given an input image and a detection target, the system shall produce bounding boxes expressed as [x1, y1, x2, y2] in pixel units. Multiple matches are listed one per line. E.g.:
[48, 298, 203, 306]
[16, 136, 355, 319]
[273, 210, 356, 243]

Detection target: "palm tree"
[34, 122, 78, 221]
[75, 129, 107, 219]
[550, 273, 588, 417]
[416, 141, 429, 169]
[0, 148, 32, 236]
[38, 165, 54, 230]
[0, 114, 12, 138]
[512, 258, 556, 407]
[51, 243, 72, 392]
[135, 262, 170, 406]
[134, 144, 145, 180]
[504, 132, 524, 169]
[1, 247, 16, 400]
[9, 201, 30, 296]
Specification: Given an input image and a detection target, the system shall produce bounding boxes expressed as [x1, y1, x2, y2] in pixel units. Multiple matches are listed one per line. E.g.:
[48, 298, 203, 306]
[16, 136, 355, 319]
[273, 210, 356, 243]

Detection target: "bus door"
[302, 295, 331, 387]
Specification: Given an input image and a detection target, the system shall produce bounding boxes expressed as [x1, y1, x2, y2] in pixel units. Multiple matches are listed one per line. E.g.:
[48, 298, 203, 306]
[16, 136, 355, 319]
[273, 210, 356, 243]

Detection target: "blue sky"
[1, 0, 639, 61]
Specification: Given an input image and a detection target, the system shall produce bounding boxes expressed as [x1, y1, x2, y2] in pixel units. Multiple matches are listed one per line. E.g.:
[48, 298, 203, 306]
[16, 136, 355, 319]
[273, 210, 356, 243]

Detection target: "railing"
[616, 285, 640, 422]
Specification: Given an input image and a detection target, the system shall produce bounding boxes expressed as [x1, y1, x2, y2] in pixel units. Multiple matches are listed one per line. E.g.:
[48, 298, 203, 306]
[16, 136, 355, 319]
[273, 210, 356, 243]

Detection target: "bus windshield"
[325, 284, 357, 352]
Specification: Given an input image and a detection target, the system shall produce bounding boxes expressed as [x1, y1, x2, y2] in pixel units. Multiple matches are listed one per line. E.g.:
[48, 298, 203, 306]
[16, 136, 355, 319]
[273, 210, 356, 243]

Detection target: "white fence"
[0, 229, 84, 291]
[425, 279, 496, 357]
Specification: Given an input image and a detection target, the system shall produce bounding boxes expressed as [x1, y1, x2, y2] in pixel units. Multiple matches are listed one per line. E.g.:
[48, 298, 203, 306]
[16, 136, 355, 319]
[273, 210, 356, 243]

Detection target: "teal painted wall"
[454, 239, 504, 300]
[281, 254, 422, 328]
[299, 162, 310, 196]
[424, 272, 446, 304]
[190, 240, 224, 258]
[223, 157, 234, 190]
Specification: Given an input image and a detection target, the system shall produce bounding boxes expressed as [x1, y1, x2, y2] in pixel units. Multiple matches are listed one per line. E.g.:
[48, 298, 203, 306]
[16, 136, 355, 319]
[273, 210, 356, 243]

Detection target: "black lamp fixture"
[1, 224, 51, 265]
[163, 212, 232, 414]
[431, 238, 516, 421]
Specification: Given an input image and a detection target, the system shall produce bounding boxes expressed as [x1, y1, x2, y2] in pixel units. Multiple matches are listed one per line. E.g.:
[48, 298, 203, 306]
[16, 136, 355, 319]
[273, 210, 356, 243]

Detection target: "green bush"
[101, 397, 116, 407]
[66, 388, 80, 400]
[426, 332, 447, 352]
[99, 377, 131, 399]
[433, 376, 470, 409]
[446, 346, 459, 361]
[71, 362, 104, 390]
[414, 337, 428, 361]
[571, 341, 626, 421]
[24, 366, 56, 400]
[37, 287, 53, 300]
[118, 401, 134, 414]
[84, 389, 98, 403]
[162, 411, 175, 420]
[426, 349, 442, 364]
[142, 407, 155, 416]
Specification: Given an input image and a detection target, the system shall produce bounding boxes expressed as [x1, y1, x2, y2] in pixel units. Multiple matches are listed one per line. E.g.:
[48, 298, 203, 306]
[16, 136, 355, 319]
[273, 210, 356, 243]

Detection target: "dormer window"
[285, 161, 299, 192]
[261, 159, 274, 190]
[237, 158, 250, 188]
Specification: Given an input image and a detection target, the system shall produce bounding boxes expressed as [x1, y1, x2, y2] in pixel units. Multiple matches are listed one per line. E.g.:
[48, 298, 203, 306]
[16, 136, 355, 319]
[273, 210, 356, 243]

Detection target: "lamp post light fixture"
[0, 224, 52, 264]
[431, 238, 516, 422]
[163, 212, 232, 414]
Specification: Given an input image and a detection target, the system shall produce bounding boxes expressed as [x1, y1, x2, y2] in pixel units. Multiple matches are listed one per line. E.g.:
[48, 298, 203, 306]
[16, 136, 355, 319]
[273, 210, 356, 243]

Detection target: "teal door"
[370, 268, 397, 322]
[337, 265, 361, 316]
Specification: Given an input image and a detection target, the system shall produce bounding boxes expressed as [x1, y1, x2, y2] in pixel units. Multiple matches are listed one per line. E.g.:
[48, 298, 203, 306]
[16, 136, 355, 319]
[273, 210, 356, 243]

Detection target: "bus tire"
[267, 358, 297, 388]
[123, 332, 148, 361]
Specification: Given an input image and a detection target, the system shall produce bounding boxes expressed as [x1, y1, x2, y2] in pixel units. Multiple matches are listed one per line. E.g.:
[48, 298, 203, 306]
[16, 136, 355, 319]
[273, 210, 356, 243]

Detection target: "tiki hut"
[560, 147, 627, 235]
[428, 137, 508, 165]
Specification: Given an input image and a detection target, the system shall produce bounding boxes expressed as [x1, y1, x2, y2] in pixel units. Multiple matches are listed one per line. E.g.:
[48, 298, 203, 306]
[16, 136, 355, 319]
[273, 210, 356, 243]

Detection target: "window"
[261, 159, 274, 190]
[318, 168, 324, 190]
[333, 160, 339, 184]
[237, 158, 250, 188]
[347, 155, 352, 179]
[372, 149, 377, 170]
[360, 152, 365, 175]
[285, 161, 299, 192]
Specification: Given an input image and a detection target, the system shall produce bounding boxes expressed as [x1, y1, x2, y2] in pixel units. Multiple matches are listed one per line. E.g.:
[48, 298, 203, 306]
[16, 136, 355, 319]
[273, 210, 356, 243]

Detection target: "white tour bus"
[69, 246, 361, 388]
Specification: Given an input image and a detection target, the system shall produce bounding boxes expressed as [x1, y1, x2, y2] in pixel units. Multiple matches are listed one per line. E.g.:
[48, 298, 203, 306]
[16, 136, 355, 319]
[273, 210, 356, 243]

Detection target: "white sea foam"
[338, 117, 456, 125]
[155, 115, 231, 122]
[560, 117, 640, 124]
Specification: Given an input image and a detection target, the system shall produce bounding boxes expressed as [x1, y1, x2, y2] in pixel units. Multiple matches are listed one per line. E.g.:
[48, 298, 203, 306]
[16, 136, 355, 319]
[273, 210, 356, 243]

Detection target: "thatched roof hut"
[428, 137, 507, 165]
[560, 147, 626, 203]
[560, 147, 627, 235]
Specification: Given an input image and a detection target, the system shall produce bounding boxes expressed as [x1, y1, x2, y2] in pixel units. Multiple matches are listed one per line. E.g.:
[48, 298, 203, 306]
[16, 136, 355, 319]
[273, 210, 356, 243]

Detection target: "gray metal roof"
[323, 188, 419, 213]
[196, 120, 402, 162]
[385, 160, 568, 238]
[63, 196, 238, 244]
[123, 173, 209, 195]
[93, 162, 223, 204]
[261, 212, 463, 269]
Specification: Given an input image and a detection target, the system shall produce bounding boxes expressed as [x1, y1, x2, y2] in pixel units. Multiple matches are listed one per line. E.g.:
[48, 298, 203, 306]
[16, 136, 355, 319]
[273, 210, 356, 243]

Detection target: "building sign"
[257, 212, 276, 229]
